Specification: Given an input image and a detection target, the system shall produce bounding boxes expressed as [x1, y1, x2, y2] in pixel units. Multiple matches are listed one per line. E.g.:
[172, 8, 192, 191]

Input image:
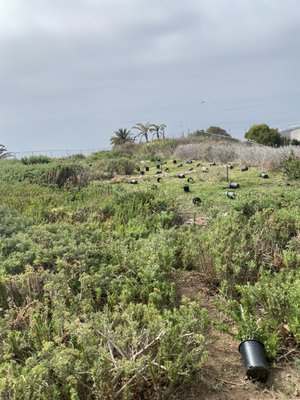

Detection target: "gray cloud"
[1, 0, 300, 151]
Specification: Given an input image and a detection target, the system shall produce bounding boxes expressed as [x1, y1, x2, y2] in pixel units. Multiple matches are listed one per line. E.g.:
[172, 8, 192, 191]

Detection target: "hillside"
[0, 140, 299, 399]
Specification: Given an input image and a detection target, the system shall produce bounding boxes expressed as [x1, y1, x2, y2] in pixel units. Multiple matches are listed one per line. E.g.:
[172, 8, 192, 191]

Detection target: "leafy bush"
[46, 164, 88, 188]
[97, 158, 136, 177]
[281, 153, 300, 180]
[205, 205, 299, 293]
[0, 299, 209, 400]
[223, 269, 300, 359]
[21, 156, 51, 165]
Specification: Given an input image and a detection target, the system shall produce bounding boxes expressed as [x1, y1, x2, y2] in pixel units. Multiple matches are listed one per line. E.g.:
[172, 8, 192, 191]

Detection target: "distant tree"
[159, 123, 166, 140]
[0, 144, 10, 159]
[132, 123, 151, 143]
[110, 129, 133, 146]
[291, 138, 300, 146]
[206, 126, 231, 137]
[150, 123, 167, 140]
[245, 124, 283, 147]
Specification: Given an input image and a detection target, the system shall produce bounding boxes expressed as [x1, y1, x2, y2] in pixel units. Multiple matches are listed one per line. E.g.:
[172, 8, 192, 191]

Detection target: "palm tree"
[132, 122, 151, 143]
[0, 144, 10, 159]
[160, 123, 166, 140]
[150, 123, 166, 140]
[110, 128, 133, 146]
[150, 124, 160, 140]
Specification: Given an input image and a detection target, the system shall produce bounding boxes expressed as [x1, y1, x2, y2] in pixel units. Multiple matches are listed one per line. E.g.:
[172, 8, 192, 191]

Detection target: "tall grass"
[174, 143, 300, 169]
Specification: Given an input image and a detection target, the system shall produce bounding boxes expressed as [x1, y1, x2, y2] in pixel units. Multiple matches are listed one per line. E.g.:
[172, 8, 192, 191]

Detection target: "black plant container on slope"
[228, 182, 240, 189]
[238, 340, 269, 380]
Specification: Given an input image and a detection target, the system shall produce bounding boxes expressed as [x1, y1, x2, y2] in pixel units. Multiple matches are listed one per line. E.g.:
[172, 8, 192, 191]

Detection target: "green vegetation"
[110, 129, 134, 146]
[0, 138, 299, 399]
[0, 144, 10, 159]
[206, 126, 231, 137]
[21, 155, 52, 165]
[245, 123, 284, 146]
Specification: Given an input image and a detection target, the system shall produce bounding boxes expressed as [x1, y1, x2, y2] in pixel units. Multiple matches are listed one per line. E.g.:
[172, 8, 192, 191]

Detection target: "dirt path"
[172, 271, 300, 400]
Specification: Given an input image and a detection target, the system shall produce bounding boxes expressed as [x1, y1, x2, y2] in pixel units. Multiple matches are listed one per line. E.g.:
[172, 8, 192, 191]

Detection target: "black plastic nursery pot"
[193, 196, 201, 205]
[228, 182, 240, 189]
[239, 340, 269, 380]
[145, 166, 149, 171]
[183, 184, 190, 192]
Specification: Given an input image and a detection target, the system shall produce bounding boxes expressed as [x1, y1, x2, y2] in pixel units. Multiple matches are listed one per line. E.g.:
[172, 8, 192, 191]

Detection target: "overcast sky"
[1, 0, 300, 153]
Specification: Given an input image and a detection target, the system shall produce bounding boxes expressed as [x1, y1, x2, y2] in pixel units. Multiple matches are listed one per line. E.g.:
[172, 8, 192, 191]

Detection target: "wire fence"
[8, 147, 111, 159]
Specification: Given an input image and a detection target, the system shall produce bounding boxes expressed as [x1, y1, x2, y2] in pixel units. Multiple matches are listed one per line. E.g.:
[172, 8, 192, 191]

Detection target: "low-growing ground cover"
[0, 148, 299, 399]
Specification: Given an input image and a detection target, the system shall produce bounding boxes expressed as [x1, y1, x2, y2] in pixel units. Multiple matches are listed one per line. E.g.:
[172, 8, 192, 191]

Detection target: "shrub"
[21, 155, 51, 165]
[223, 269, 300, 359]
[46, 165, 86, 188]
[280, 153, 300, 180]
[0, 299, 209, 400]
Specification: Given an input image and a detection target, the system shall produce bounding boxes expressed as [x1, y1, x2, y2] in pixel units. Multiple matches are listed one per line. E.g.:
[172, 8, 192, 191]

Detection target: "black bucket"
[156, 164, 161, 169]
[145, 166, 149, 171]
[183, 184, 190, 192]
[238, 340, 269, 380]
[140, 170, 145, 175]
[193, 196, 201, 205]
[187, 177, 194, 183]
[173, 160, 177, 164]
[228, 182, 240, 189]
